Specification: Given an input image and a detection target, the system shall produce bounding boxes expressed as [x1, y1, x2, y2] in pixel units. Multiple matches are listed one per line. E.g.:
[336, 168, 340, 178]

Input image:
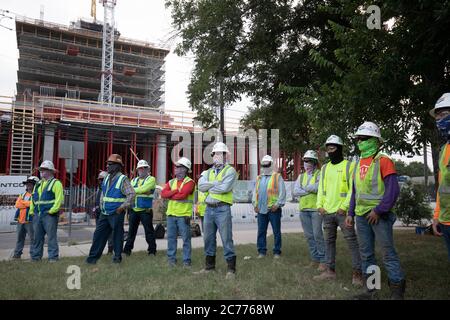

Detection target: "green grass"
[0, 230, 449, 299]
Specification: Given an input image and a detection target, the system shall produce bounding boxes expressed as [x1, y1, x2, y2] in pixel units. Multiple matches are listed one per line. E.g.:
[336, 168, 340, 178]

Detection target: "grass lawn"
[0, 230, 449, 300]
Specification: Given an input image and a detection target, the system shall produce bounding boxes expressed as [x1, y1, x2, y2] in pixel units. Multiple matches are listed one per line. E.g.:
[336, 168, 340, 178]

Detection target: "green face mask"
[357, 137, 379, 158]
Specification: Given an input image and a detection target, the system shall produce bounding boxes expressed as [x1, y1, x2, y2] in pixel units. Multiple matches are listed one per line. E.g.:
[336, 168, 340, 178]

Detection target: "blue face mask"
[436, 114, 450, 138]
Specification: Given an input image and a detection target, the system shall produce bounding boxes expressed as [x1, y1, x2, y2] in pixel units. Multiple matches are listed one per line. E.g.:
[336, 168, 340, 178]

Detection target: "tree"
[394, 181, 432, 227]
[394, 160, 432, 177]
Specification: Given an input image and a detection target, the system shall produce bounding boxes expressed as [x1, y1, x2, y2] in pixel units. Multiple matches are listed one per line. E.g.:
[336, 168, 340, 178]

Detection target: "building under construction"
[0, 15, 302, 210]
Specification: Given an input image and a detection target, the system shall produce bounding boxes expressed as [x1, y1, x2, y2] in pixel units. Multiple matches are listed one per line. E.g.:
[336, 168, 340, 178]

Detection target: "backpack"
[155, 223, 166, 239]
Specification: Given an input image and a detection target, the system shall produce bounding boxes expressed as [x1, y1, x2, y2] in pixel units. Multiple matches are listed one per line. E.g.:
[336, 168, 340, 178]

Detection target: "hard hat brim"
[37, 166, 57, 172]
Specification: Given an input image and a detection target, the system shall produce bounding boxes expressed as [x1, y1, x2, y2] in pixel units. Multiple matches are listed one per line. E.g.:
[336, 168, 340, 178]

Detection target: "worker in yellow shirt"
[12, 176, 39, 259]
[30, 160, 64, 262]
[430, 93, 450, 261]
[313, 135, 363, 286]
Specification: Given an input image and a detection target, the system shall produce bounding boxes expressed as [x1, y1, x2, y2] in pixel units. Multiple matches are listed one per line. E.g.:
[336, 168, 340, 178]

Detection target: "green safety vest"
[205, 164, 235, 205]
[298, 169, 319, 211]
[437, 144, 450, 223]
[131, 175, 155, 212]
[319, 160, 353, 213]
[166, 176, 194, 217]
[354, 153, 387, 216]
[254, 172, 280, 207]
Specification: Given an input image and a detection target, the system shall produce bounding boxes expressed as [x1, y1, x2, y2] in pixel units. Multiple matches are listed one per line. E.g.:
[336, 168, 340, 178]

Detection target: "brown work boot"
[317, 263, 327, 272]
[313, 269, 336, 281]
[352, 270, 364, 287]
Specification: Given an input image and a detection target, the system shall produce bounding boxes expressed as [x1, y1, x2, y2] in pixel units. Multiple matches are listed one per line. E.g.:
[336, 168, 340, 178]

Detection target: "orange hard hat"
[107, 154, 124, 166]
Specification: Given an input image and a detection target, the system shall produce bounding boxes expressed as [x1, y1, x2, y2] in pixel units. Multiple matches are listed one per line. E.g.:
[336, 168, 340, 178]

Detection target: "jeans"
[257, 209, 282, 255]
[166, 216, 191, 264]
[323, 213, 361, 272]
[203, 204, 236, 260]
[14, 223, 35, 257]
[440, 223, 450, 261]
[355, 212, 405, 283]
[87, 212, 125, 263]
[96, 215, 113, 251]
[32, 213, 59, 260]
[124, 210, 156, 254]
[300, 210, 326, 263]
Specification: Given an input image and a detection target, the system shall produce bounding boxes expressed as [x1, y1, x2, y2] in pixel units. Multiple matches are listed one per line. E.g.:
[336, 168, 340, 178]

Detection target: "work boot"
[352, 270, 364, 287]
[353, 274, 378, 300]
[313, 268, 336, 281]
[388, 279, 406, 300]
[226, 256, 236, 280]
[193, 255, 216, 274]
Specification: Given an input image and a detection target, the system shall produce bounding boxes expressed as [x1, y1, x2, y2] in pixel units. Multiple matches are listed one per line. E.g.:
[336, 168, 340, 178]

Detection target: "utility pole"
[423, 140, 428, 190]
[219, 79, 225, 140]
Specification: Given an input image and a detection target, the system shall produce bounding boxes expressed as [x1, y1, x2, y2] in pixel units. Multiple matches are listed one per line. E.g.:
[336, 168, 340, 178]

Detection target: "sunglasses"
[356, 136, 372, 142]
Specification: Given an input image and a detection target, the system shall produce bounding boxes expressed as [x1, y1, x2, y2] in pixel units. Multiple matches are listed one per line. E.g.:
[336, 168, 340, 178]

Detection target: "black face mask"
[107, 163, 121, 175]
[327, 145, 344, 164]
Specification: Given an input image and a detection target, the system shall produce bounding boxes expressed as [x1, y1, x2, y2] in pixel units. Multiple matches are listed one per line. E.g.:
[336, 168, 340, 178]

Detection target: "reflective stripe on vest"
[167, 176, 194, 217]
[102, 174, 127, 215]
[254, 173, 280, 207]
[321, 160, 351, 198]
[131, 176, 154, 211]
[437, 144, 450, 223]
[206, 164, 234, 205]
[33, 178, 57, 215]
[298, 169, 319, 210]
[354, 154, 386, 216]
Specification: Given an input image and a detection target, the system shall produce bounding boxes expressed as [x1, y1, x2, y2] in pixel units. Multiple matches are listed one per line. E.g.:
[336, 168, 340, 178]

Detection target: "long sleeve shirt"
[252, 173, 286, 214]
[434, 143, 450, 225]
[198, 164, 237, 205]
[14, 192, 32, 223]
[293, 172, 320, 197]
[161, 178, 195, 200]
[99, 172, 135, 211]
[29, 178, 64, 215]
[133, 175, 156, 195]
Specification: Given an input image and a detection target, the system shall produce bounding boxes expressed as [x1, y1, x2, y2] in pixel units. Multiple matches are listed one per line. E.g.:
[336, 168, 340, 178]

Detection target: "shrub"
[394, 182, 433, 227]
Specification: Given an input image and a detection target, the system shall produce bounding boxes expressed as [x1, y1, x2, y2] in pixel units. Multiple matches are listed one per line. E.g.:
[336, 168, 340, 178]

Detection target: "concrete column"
[156, 134, 167, 184]
[42, 126, 55, 162]
[249, 138, 258, 180]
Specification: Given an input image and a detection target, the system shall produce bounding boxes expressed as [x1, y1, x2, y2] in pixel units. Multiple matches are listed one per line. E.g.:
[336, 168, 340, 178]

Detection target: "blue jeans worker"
[252, 154, 286, 259]
[196, 142, 238, 279]
[161, 157, 195, 267]
[348, 122, 405, 300]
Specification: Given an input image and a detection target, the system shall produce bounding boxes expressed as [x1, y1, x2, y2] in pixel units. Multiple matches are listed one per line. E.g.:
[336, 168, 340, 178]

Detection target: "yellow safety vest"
[205, 164, 235, 205]
[166, 176, 194, 217]
[298, 169, 319, 210]
[437, 144, 450, 223]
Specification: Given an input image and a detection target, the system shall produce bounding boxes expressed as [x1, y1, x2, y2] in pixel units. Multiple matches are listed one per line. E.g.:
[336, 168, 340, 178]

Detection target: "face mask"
[138, 168, 148, 178]
[107, 163, 121, 175]
[175, 166, 187, 180]
[261, 166, 272, 175]
[40, 170, 53, 180]
[213, 153, 224, 167]
[303, 162, 315, 173]
[327, 147, 343, 164]
[357, 137, 379, 158]
[26, 183, 34, 193]
[436, 114, 450, 139]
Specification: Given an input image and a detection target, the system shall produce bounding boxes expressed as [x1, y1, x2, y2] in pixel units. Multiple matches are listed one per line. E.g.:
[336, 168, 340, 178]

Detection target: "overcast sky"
[0, 0, 433, 168]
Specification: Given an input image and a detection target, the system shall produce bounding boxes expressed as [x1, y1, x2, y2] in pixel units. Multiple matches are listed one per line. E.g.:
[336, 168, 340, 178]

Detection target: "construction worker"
[196, 142, 238, 279]
[293, 150, 326, 271]
[252, 155, 286, 259]
[12, 176, 39, 259]
[161, 157, 195, 267]
[124, 160, 157, 256]
[314, 135, 363, 286]
[30, 160, 64, 262]
[348, 121, 405, 300]
[86, 154, 135, 264]
[430, 93, 450, 261]
[93, 171, 113, 254]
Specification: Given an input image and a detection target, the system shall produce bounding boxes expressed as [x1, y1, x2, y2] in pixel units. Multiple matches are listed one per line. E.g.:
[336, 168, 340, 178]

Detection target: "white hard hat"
[24, 176, 39, 184]
[354, 121, 384, 142]
[98, 171, 108, 179]
[136, 159, 150, 169]
[261, 155, 273, 164]
[38, 160, 56, 172]
[325, 135, 343, 146]
[176, 157, 192, 172]
[430, 93, 450, 118]
[211, 142, 230, 154]
[303, 150, 318, 161]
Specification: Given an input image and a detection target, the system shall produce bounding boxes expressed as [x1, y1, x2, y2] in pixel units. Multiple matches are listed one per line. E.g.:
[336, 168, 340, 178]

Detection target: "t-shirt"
[359, 156, 396, 180]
